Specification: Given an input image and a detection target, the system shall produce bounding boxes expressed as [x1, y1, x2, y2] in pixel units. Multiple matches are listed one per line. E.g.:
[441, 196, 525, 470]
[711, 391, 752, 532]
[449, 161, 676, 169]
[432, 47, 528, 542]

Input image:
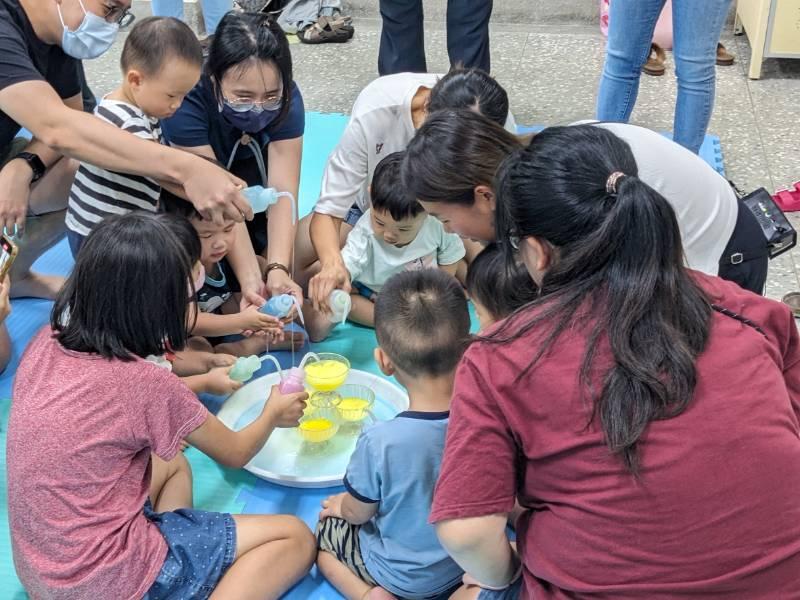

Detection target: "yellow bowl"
[297, 417, 339, 443]
[304, 353, 350, 391]
[336, 385, 375, 422]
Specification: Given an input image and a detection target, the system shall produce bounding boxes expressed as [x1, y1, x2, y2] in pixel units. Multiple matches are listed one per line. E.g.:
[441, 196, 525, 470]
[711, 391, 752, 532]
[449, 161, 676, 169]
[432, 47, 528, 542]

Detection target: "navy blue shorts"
[352, 281, 377, 301]
[142, 501, 237, 600]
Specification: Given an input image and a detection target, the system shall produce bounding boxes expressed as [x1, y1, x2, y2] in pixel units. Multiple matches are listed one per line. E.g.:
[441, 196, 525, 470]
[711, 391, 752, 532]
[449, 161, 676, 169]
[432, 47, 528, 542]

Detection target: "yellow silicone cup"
[303, 353, 350, 391]
[336, 385, 375, 422]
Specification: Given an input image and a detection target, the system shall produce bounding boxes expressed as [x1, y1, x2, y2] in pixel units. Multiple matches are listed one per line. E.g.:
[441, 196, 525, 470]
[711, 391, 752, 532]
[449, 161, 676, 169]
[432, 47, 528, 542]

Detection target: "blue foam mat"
[0, 114, 726, 598]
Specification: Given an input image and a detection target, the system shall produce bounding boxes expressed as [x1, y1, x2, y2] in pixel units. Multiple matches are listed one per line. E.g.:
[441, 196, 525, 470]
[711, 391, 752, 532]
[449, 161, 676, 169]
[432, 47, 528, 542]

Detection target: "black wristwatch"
[13, 152, 46, 183]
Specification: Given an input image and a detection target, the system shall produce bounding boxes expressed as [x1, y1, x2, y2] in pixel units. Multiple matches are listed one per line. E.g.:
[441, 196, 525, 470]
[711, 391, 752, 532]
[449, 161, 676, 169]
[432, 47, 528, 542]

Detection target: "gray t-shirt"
[344, 411, 463, 598]
[583, 121, 738, 276]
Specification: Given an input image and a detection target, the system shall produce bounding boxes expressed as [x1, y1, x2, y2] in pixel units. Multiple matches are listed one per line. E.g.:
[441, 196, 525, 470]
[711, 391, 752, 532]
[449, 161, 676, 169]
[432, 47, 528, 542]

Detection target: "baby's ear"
[373, 347, 395, 376]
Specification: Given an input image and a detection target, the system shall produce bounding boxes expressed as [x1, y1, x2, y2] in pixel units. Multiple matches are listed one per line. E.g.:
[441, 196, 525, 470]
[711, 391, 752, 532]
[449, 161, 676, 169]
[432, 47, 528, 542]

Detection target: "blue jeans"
[150, 0, 232, 35]
[596, 0, 732, 154]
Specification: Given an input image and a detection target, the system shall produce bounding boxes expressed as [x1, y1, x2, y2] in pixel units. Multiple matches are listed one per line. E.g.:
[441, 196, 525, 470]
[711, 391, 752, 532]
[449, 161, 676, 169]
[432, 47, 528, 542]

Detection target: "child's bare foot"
[10, 272, 64, 299]
[267, 329, 306, 350]
[364, 587, 397, 600]
[304, 301, 335, 343]
[216, 335, 271, 357]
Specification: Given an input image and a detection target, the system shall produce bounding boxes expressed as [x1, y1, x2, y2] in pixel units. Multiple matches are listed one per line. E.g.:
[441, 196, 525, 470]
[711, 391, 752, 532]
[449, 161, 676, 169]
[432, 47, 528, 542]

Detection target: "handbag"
[736, 185, 797, 259]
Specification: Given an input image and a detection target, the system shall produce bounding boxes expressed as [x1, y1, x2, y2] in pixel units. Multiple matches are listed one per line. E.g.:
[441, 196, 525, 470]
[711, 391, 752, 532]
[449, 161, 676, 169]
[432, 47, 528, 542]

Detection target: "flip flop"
[642, 43, 666, 76]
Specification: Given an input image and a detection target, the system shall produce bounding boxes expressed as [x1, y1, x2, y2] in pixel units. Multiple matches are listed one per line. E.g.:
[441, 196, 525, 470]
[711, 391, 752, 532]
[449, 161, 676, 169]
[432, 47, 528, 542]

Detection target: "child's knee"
[286, 516, 317, 564]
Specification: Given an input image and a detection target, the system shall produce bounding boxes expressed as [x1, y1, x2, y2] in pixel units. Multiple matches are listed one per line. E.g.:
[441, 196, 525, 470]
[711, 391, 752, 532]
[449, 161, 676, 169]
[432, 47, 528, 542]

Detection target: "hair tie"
[606, 171, 626, 195]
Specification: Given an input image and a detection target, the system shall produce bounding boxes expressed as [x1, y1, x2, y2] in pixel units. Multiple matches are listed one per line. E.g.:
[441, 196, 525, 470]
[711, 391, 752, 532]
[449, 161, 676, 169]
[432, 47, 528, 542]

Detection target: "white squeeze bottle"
[242, 186, 297, 224]
[328, 290, 351, 324]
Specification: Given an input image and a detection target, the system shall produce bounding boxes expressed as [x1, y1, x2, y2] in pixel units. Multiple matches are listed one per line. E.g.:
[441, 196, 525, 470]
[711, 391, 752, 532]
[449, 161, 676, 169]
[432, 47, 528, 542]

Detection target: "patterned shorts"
[316, 517, 378, 586]
[141, 500, 237, 600]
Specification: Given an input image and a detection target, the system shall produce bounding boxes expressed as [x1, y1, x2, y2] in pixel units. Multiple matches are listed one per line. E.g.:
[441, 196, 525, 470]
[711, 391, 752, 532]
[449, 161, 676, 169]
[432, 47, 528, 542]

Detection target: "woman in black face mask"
[161, 11, 303, 304]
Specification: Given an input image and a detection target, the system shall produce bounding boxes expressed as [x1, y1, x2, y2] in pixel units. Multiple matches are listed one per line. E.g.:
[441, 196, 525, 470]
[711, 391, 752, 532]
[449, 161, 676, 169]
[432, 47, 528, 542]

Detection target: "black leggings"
[717, 201, 769, 295]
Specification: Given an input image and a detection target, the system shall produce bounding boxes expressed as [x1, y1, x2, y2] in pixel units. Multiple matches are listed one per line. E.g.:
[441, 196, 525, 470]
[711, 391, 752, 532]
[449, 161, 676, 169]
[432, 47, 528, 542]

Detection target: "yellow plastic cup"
[336, 385, 375, 422]
[303, 353, 350, 391]
[297, 416, 339, 443]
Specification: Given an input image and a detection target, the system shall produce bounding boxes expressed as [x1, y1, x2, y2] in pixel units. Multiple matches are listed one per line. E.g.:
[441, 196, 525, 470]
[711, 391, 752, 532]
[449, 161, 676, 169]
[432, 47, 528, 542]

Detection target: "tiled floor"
[84, 7, 800, 299]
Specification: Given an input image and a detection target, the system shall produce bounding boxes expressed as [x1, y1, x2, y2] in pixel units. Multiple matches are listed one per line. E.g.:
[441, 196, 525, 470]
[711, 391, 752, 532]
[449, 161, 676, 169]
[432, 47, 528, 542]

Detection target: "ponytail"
[490, 125, 712, 474]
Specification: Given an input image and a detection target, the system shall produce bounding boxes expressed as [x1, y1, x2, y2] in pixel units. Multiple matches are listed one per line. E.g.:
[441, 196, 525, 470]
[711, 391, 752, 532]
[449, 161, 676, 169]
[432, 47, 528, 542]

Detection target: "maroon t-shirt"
[431, 273, 800, 598]
[7, 329, 208, 600]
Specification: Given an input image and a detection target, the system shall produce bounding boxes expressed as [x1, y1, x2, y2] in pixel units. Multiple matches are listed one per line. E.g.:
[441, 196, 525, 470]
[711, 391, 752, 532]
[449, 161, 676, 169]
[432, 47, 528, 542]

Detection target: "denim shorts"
[142, 501, 237, 600]
[344, 204, 364, 227]
[476, 578, 523, 600]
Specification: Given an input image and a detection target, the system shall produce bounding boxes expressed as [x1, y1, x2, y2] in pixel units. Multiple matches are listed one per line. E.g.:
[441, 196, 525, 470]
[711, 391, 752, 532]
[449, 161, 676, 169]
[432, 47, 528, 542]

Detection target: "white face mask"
[57, 0, 119, 60]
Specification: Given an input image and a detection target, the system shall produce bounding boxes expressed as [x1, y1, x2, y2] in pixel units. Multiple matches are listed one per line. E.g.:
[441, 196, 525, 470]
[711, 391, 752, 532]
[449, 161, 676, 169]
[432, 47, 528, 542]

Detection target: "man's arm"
[0, 80, 251, 224]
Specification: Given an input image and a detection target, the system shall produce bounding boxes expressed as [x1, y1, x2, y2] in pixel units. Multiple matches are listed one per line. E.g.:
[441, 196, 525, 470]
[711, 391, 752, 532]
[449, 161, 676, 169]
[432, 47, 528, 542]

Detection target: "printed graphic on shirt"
[404, 253, 436, 271]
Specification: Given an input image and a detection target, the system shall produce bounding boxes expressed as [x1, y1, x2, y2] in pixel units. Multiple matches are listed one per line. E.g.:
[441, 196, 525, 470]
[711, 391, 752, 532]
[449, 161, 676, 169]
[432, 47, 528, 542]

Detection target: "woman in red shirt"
[431, 125, 800, 598]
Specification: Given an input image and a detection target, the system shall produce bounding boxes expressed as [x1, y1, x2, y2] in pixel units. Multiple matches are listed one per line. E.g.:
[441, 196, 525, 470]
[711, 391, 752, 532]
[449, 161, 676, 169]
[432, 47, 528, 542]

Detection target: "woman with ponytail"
[430, 126, 800, 598]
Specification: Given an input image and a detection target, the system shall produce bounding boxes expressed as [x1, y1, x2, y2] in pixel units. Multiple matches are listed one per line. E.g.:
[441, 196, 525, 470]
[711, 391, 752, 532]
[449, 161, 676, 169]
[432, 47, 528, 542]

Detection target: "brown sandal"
[716, 42, 735, 66]
[298, 15, 354, 44]
[642, 43, 666, 76]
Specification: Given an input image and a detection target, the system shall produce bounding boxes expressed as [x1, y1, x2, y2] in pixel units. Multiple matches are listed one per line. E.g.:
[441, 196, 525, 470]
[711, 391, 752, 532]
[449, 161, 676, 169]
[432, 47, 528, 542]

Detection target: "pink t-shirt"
[7, 329, 208, 600]
[431, 273, 800, 598]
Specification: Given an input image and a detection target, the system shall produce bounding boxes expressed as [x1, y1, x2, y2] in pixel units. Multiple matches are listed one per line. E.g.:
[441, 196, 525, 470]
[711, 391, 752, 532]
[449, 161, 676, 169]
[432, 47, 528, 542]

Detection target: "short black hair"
[427, 67, 509, 127]
[52, 212, 195, 360]
[370, 152, 424, 221]
[374, 270, 470, 377]
[121, 16, 203, 76]
[466, 243, 538, 321]
[206, 12, 294, 127]
[160, 189, 203, 221]
[162, 209, 202, 265]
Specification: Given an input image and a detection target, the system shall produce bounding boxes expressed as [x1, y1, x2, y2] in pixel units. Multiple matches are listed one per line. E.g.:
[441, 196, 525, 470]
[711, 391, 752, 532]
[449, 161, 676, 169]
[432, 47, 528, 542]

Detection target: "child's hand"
[263, 385, 307, 427]
[0, 275, 11, 323]
[203, 366, 243, 396]
[205, 352, 236, 370]
[237, 305, 283, 334]
[319, 492, 346, 520]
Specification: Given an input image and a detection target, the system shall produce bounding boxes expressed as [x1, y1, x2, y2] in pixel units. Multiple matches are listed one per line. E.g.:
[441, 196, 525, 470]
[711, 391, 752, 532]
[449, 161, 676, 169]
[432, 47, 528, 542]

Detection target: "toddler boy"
[316, 269, 470, 599]
[66, 17, 203, 256]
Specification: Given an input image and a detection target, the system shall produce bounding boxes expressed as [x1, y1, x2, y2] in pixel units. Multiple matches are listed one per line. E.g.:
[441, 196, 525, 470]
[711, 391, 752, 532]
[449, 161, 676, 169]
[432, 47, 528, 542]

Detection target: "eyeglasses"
[103, 4, 135, 28]
[223, 93, 283, 113]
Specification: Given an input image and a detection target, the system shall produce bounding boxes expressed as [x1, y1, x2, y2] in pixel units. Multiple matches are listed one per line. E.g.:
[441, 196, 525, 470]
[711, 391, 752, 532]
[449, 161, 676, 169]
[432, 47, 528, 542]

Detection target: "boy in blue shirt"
[316, 269, 470, 600]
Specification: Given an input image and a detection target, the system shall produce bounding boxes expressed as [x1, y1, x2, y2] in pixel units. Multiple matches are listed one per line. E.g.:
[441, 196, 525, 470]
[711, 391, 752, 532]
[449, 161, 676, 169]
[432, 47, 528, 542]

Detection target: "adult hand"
[263, 385, 307, 427]
[0, 275, 10, 323]
[203, 366, 243, 396]
[182, 157, 253, 226]
[309, 259, 351, 313]
[266, 268, 303, 315]
[319, 492, 346, 520]
[0, 161, 33, 238]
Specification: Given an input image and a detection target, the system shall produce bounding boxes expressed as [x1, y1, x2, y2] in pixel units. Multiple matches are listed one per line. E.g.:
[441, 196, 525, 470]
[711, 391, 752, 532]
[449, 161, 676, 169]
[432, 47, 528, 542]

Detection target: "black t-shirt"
[0, 0, 80, 150]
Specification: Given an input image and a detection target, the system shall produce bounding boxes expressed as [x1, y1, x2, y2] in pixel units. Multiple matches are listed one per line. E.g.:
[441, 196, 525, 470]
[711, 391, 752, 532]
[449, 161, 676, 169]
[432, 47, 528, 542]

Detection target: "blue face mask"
[58, 0, 119, 60]
[221, 103, 281, 133]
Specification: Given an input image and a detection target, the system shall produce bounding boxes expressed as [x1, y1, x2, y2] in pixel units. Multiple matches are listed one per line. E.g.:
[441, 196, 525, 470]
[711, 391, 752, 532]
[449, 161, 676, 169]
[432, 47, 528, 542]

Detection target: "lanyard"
[226, 133, 268, 187]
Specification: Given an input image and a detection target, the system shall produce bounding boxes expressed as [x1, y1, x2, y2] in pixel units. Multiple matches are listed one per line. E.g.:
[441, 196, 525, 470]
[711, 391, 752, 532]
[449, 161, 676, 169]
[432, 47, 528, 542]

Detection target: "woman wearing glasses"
[0, 0, 247, 300]
[162, 11, 304, 302]
[429, 124, 800, 599]
[402, 110, 768, 295]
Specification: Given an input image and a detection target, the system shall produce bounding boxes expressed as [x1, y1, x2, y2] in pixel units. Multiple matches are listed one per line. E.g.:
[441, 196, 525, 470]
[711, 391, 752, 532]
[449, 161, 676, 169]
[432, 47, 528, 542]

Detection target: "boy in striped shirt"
[66, 17, 203, 256]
